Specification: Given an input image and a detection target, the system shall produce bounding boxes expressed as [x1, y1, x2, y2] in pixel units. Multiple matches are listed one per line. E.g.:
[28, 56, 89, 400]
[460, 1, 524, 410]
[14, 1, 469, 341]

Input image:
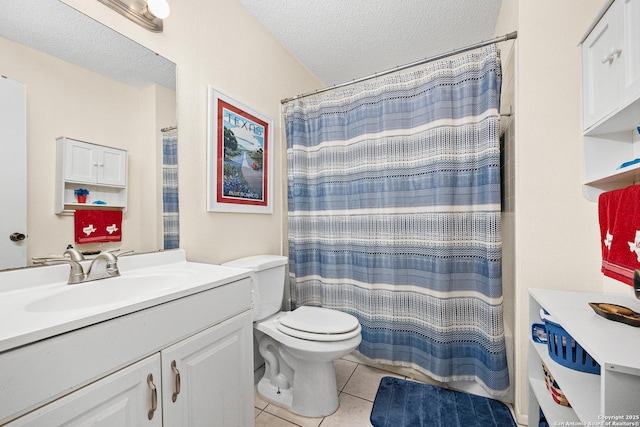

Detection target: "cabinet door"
[98, 146, 127, 187]
[622, 0, 640, 101]
[7, 354, 162, 426]
[64, 139, 98, 183]
[583, 0, 623, 130]
[161, 311, 254, 427]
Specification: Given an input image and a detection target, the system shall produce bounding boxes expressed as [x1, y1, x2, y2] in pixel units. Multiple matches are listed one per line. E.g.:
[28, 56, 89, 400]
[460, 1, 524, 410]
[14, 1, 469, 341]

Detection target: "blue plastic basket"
[538, 408, 549, 427]
[540, 309, 600, 375]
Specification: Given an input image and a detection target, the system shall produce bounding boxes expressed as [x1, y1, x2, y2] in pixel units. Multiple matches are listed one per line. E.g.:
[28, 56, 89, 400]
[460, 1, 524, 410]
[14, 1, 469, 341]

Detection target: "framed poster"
[207, 88, 273, 213]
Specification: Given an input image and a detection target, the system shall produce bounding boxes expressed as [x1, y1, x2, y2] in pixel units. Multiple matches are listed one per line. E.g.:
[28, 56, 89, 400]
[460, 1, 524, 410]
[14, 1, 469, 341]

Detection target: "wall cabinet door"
[63, 138, 126, 187]
[161, 311, 254, 427]
[64, 138, 98, 183]
[582, 0, 623, 130]
[98, 145, 127, 186]
[7, 354, 162, 426]
[622, 0, 640, 102]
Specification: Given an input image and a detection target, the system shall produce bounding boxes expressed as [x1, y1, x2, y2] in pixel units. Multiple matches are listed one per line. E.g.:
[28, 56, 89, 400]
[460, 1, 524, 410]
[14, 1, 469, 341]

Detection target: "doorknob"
[9, 232, 26, 242]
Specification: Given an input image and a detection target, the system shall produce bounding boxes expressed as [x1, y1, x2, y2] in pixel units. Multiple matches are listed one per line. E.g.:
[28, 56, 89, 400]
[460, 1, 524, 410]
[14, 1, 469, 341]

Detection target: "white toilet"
[223, 255, 362, 417]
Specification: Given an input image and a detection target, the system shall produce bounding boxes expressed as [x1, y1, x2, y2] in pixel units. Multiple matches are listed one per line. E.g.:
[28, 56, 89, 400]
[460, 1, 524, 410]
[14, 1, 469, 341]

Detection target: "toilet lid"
[276, 306, 361, 341]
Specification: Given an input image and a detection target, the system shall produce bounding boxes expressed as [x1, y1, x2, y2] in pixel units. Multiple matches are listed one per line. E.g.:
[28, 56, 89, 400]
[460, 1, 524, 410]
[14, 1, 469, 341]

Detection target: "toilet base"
[256, 377, 293, 412]
[253, 311, 362, 418]
[256, 359, 340, 418]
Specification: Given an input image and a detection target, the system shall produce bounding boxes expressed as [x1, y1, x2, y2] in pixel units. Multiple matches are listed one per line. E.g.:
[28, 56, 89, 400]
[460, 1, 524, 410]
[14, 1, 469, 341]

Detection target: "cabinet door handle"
[171, 360, 181, 402]
[602, 53, 615, 64]
[147, 373, 158, 420]
[602, 47, 623, 64]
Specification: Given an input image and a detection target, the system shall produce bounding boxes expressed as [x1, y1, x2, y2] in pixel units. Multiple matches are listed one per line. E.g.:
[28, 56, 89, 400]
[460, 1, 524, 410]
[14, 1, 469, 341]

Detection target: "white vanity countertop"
[0, 250, 253, 353]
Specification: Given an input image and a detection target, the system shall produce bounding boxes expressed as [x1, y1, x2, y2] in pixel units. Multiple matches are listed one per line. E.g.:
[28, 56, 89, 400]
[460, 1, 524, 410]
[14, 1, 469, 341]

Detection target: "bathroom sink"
[25, 269, 195, 312]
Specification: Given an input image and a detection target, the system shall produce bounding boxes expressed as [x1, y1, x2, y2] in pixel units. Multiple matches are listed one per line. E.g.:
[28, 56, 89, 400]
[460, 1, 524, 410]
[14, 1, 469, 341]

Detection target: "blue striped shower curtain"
[283, 45, 508, 396]
[162, 129, 179, 250]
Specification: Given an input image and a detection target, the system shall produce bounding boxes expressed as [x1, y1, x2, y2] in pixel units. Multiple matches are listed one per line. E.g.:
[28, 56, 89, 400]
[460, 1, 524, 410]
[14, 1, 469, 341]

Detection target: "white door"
[6, 354, 162, 426]
[161, 311, 255, 427]
[0, 76, 27, 270]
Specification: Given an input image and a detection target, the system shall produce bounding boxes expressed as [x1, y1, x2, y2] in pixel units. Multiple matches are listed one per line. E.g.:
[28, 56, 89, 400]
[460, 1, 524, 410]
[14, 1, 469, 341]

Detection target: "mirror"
[0, 0, 177, 270]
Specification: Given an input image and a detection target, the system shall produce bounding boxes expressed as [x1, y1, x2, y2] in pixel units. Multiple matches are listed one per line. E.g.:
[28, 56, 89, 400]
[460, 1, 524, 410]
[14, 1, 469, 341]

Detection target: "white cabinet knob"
[602, 47, 623, 64]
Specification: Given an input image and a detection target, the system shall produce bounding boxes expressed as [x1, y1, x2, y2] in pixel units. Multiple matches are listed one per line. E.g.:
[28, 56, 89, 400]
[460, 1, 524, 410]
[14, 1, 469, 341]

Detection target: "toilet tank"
[222, 255, 288, 321]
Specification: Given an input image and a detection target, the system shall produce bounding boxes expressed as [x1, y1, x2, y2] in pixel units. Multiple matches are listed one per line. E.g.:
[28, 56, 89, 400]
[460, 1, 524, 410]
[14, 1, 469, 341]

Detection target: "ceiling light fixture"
[97, 0, 170, 33]
[146, 0, 170, 20]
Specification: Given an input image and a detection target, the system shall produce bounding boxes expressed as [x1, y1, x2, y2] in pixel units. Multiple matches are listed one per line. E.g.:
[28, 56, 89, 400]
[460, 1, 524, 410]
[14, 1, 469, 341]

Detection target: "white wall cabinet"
[582, 0, 623, 130]
[55, 137, 127, 213]
[582, 0, 640, 200]
[528, 288, 640, 426]
[0, 278, 255, 426]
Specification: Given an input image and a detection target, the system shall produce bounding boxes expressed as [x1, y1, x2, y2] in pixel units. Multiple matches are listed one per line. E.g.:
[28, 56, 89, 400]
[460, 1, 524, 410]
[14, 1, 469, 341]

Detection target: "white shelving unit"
[55, 137, 127, 214]
[581, 0, 640, 201]
[528, 288, 640, 426]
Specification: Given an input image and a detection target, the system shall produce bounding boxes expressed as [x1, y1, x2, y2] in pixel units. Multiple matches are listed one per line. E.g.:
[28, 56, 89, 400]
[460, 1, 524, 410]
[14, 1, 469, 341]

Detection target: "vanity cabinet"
[527, 288, 640, 426]
[5, 354, 163, 426]
[0, 277, 255, 426]
[581, 0, 640, 200]
[55, 137, 127, 213]
[161, 311, 253, 426]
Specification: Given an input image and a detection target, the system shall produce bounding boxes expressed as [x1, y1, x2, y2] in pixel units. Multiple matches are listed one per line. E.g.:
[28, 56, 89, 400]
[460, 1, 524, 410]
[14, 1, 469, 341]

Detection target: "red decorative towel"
[74, 210, 122, 244]
[598, 185, 640, 285]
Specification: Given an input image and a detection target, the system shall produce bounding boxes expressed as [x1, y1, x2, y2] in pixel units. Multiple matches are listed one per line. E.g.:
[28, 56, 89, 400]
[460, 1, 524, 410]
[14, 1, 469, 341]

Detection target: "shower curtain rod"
[161, 125, 177, 132]
[280, 31, 517, 104]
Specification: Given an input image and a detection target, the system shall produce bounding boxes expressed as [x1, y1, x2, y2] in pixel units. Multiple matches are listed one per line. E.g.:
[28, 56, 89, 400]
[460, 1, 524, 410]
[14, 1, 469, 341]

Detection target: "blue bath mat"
[370, 377, 516, 427]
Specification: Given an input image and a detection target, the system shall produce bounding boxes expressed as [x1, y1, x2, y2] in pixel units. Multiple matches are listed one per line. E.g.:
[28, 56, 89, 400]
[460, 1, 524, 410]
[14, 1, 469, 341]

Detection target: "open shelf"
[530, 339, 600, 422]
[528, 288, 640, 426]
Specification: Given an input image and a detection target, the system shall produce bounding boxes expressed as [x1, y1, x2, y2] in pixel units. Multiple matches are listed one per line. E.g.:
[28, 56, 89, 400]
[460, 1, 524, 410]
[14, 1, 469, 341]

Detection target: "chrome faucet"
[33, 258, 86, 284]
[84, 251, 121, 282]
[33, 249, 131, 284]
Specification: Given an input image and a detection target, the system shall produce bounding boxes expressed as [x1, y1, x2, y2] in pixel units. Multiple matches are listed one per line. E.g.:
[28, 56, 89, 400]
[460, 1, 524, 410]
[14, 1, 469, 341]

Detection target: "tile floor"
[253, 356, 405, 427]
[254, 355, 520, 427]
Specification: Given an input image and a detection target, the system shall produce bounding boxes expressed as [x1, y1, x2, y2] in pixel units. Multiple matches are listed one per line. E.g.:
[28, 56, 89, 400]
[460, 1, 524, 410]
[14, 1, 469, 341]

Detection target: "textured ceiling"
[1, 1, 502, 93]
[238, 0, 503, 87]
[0, 0, 175, 89]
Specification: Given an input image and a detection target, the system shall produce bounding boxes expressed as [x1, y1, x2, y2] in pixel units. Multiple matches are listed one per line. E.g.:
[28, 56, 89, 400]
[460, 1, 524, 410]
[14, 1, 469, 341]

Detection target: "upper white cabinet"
[621, 0, 640, 104]
[582, 0, 640, 200]
[55, 137, 128, 213]
[583, 0, 640, 130]
[62, 138, 126, 187]
[582, 0, 623, 130]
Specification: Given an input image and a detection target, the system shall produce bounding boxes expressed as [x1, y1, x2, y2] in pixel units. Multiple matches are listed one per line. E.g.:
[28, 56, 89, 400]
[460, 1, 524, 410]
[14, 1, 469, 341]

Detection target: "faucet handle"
[35, 257, 85, 284]
[32, 256, 71, 264]
[64, 248, 85, 261]
[104, 249, 134, 258]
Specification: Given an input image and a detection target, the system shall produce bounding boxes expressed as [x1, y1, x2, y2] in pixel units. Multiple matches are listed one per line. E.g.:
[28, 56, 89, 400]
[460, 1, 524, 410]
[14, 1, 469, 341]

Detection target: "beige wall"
[0, 36, 169, 258]
[61, 0, 321, 265]
[497, 0, 616, 423]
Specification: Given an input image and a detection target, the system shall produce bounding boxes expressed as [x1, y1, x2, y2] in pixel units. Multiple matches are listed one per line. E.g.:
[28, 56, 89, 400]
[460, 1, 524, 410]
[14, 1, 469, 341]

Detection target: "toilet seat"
[276, 306, 361, 342]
